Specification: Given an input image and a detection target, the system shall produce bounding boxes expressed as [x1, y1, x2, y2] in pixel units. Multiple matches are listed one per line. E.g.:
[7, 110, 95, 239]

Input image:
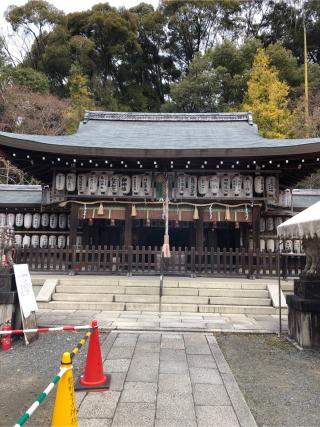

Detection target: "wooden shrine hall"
[0, 111, 319, 276]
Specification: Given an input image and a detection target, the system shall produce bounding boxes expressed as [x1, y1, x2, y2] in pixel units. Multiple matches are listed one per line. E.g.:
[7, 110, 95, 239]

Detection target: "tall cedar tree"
[242, 48, 292, 138]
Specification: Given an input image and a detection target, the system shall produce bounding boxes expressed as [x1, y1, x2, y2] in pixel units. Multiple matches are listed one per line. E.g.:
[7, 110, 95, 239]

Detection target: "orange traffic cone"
[75, 320, 111, 391]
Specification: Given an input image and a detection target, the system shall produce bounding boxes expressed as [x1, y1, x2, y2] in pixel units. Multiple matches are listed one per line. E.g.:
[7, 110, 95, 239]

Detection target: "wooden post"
[124, 205, 132, 248]
[195, 209, 204, 250]
[69, 203, 79, 247]
[252, 205, 261, 252]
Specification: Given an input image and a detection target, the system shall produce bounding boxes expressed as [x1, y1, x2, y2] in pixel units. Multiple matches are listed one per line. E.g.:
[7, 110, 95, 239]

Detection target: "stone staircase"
[36, 276, 286, 315]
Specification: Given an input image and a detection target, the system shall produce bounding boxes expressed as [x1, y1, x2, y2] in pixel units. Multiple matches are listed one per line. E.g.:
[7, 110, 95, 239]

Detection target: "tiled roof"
[0, 184, 42, 206]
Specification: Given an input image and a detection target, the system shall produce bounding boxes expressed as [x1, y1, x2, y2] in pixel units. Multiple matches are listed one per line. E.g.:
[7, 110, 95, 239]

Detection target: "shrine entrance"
[206, 222, 241, 250]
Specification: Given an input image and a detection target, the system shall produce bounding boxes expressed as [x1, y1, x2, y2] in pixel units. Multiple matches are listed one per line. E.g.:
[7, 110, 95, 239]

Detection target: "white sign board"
[13, 264, 38, 318]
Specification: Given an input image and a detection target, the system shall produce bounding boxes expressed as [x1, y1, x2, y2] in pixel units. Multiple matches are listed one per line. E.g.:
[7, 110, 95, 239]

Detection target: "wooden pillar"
[69, 203, 79, 247]
[252, 205, 261, 251]
[195, 209, 204, 250]
[124, 205, 132, 248]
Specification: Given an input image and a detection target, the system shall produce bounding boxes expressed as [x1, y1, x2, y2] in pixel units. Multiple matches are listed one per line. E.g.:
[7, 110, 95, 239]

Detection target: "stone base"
[0, 272, 16, 292]
[287, 294, 320, 348]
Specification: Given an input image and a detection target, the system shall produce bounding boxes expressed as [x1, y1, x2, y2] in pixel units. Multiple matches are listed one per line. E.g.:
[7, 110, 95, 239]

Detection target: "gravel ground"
[217, 334, 320, 427]
[0, 331, 108, 427]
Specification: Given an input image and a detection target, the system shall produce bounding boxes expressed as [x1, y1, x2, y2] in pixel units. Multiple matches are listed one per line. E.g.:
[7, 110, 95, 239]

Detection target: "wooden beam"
[124, 205, 132, 248]
[69, 203, 79, 247]
[252, 205, 261, 251]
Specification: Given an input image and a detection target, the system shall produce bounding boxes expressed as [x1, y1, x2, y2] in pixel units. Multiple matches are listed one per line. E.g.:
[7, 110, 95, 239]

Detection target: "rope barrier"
[0, 325, 91, 335]
[13, 367, 69, 427]
[70, 330, 91, 360]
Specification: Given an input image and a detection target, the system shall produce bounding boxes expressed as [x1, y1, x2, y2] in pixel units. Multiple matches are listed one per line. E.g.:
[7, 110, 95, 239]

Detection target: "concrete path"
[37, 309, 288, 333]
[76, 331, 257, 427]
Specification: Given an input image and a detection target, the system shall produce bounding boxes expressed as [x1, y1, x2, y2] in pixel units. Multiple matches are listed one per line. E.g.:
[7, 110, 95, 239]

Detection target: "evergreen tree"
[242, 48, 292, 138]
[66, 64, 94, 133]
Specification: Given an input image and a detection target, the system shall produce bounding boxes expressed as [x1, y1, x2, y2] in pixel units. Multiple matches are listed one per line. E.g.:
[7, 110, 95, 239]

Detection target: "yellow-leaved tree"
[242, 48, 292, 138]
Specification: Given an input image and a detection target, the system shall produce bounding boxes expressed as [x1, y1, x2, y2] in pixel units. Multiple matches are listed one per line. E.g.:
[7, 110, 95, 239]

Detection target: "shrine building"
[0, 111, 319, 276]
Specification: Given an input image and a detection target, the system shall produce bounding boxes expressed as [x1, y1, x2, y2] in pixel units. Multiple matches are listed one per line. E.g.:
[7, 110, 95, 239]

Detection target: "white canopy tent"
[277, 201, 320, 239]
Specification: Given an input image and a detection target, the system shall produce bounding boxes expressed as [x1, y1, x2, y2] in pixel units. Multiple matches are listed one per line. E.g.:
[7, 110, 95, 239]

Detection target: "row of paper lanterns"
[55, 172, 279, 198]
[15, 235, 83, 248]
[260, 217, 290, 233]
[0, 213, 70, 229]
[249, 239, 303, 253]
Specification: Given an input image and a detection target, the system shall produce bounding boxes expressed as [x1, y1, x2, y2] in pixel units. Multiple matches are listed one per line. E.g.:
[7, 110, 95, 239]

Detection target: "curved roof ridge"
[83, 110, 254, 124]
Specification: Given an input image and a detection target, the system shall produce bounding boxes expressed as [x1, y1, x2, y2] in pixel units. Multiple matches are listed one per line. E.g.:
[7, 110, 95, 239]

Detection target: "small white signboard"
[13, 264, 38, 318]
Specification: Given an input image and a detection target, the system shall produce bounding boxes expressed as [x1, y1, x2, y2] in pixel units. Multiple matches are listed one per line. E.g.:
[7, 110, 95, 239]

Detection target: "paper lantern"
[209, 175, 220, 195]
[275, 217, 283, 228]
[88, 174, 98, 194]
[260, 239, 266, 251]
[15, 213, 24, 227]
[58, 213, 67, 229]
[49, 235, 57, 248]
[24, 213, 32, 229]
[132, 175, 141, 195]
[66, 173, 77, 192]
[49, 213, 58, 229]
[22, 235, 31, 248]
[32, 213, 41, 229]
[66, 236, 70, 247]
[76, 236, 82, 246]
[110, 175, 120, 195]
[55, 173, 65, 191]
[198, 176, 209, 195]
[293, 240, 301, 254]
[0, 213, 6, 227]
[266, 176, 277, 196]
[40, 235, 48, 248]
[41, 213, 50, 227]
[259, 218, 265, 232]
[98, 174, 108, 194]
[249, 238, 254, 250]
[266, 217, 274, 231]
[221, 174, 230, 196]
[15, 234, 22, 247]
[31, 235, 39, 248]
[177, 175, 186, 196]
[188, 176, 197, 197]
[7, 213, 15, 227]
[232, 175, 242, 196]
[120, 175, 131, 195]
[284, 189, 291, 208]
[285, 240, 293, 252]
[266, 239, 275, 252]
[77, 174, 87, 194]
[142, 175, 152, 195]
[243, 176, 253, 196]
[58, 235, 66, 249]
[254, 176, 264, 194]
[278, 190, 285, 207]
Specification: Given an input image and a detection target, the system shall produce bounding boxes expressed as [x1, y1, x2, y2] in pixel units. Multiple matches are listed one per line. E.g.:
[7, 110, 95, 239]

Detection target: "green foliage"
[242, 48, 292, 138]
[66, 64, 94, 133]
[5, 66, 49, 93]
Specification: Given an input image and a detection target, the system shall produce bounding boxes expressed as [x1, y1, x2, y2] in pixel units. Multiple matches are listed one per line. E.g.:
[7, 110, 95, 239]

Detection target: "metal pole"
[277, 247, 282, 336]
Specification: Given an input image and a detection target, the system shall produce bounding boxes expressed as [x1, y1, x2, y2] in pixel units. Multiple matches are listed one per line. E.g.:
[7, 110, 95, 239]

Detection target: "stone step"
[161, 296, 209, 305]
[53, 293, 113, 302]
[53, 293, 159, 304]
[209, 297, 271, 306]
[38, 301, 125, 311]
[198, 305, 276, 315]
[198, 289, 269, 298]
[55, 285, 160, 295]
[55, 285, 126, 294]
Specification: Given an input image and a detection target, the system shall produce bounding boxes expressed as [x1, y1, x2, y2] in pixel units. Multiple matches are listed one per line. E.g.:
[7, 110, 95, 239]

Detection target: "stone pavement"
[37, 309, 288, 333]
[76, 331, 257, 427]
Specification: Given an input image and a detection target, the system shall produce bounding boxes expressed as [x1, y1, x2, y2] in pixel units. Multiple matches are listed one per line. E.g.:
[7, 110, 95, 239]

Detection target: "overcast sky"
[0, 0, 160, 27]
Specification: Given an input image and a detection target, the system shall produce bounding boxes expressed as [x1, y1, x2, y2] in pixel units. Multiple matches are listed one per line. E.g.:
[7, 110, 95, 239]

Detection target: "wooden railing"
[16, 246, 305, 278]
